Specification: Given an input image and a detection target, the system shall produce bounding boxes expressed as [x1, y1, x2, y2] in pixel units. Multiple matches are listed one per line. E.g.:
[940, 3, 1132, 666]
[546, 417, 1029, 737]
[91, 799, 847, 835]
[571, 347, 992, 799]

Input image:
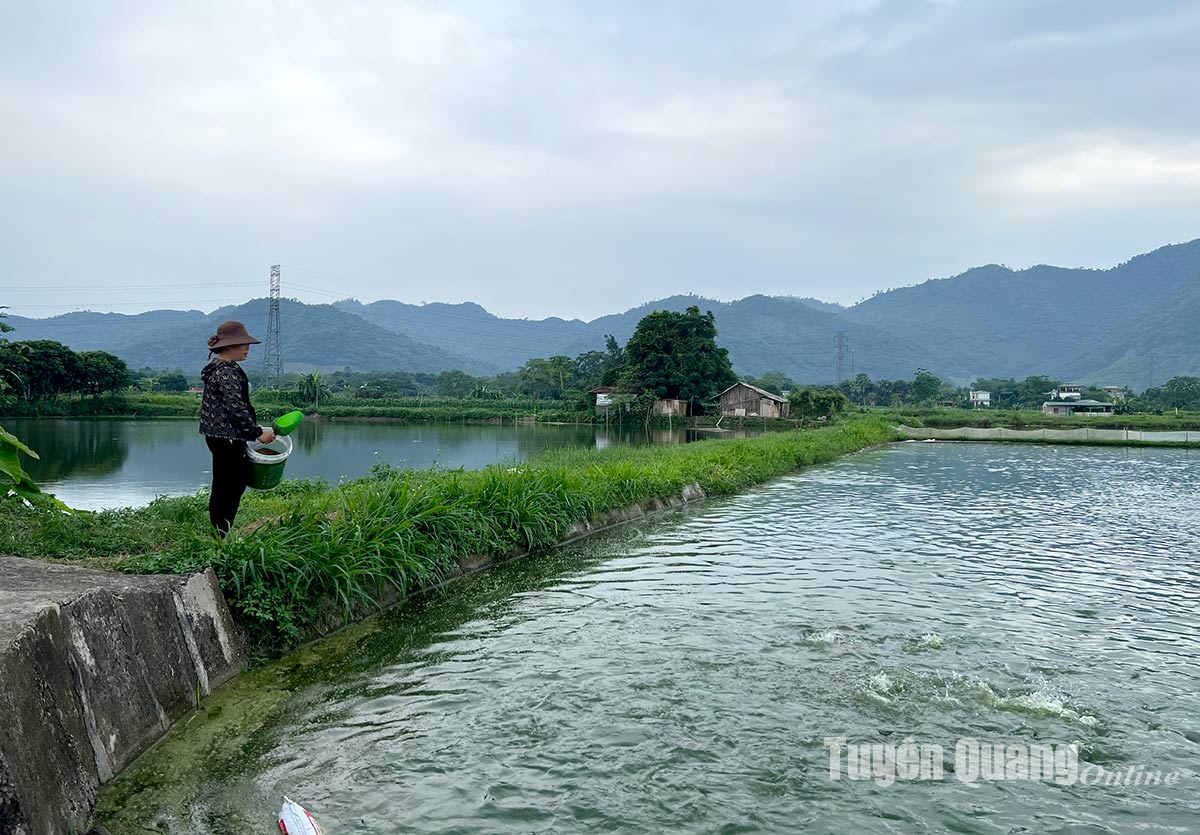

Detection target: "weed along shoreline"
[0, 419, 898, 835]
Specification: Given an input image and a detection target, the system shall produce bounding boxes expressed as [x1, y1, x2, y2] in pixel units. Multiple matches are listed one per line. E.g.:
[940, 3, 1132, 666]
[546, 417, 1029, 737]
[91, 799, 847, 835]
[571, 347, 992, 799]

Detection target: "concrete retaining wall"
[0, 558, 243, 835]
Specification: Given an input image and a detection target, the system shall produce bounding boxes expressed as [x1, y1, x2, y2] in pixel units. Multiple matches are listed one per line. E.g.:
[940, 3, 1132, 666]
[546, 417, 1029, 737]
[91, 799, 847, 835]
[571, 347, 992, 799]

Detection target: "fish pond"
[96, 441, 1199, 833]
[7, 418, 747, 511]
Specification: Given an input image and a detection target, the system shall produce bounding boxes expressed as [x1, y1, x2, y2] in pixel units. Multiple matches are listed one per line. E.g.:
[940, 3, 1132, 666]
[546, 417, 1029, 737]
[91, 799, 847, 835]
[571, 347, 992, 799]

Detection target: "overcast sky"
[3, 1, 1199, 321]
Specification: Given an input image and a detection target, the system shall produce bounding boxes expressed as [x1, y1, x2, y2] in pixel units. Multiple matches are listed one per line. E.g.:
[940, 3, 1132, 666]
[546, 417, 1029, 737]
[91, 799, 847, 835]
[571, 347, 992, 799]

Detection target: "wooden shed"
[718, 382, 790, 418]
[652, 398, 689, 417]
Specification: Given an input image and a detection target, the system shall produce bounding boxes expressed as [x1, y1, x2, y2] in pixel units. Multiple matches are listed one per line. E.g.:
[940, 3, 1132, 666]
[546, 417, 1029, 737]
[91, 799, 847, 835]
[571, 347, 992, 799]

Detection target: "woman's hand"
[258, 427, 277, 444]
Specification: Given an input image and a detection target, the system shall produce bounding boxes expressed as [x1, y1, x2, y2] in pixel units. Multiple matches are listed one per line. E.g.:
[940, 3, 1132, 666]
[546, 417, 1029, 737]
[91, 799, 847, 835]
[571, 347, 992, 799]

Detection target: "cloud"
[983, 139, 1200, 199]
[1, 0, 1199, 320]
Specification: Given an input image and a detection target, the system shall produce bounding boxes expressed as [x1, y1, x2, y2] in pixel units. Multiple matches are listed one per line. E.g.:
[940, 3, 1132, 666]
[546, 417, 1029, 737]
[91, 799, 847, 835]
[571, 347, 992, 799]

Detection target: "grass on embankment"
[1, 418, 898, 655]
[880, 406, 1200, 431]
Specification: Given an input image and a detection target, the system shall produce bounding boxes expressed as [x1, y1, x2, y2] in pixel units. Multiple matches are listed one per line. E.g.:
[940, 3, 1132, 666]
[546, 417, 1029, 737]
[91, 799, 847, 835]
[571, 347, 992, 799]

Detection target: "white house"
[1049, 385, 1083, 401]
[969, 390, 991, 408]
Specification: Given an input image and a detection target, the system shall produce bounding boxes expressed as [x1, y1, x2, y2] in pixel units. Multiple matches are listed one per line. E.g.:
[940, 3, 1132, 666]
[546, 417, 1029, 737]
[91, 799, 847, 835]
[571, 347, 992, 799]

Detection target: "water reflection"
[8, 419, 131, 480]
[594, 425, 757, 448]
[5, 418, 747, 511]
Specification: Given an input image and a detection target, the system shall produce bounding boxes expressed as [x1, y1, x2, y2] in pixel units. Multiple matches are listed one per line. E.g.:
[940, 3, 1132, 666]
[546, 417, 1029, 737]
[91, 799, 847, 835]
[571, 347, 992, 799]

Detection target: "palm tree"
[297, 371, 330, 409]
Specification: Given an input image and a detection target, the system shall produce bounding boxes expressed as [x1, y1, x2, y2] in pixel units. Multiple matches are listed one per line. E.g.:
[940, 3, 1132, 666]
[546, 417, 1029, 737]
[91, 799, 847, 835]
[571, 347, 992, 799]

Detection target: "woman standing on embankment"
[200, 321, 275, 536]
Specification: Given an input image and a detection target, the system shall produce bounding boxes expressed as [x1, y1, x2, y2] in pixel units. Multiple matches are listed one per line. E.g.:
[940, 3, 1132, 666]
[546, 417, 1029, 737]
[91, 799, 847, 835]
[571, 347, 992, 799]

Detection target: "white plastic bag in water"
[279, 796, 326, 835]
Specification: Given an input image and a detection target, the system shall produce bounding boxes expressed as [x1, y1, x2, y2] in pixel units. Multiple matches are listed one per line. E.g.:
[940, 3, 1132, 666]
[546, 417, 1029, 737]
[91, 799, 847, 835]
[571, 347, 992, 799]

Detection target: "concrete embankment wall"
[0, 557, 244, 835]
[898, 424, 1200, 444]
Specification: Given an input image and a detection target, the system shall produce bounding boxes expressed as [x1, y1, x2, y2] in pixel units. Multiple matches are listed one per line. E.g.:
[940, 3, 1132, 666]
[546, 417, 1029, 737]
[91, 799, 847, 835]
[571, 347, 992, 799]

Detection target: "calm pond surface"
[96, 442, 1198, 834]
[7, 418, 741, 511]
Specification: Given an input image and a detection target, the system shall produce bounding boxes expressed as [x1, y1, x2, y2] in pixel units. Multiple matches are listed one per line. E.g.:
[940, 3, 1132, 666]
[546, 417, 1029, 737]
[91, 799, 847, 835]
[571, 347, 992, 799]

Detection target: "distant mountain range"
[4, 300, 500, 377]
[6, 239, 1200, 388]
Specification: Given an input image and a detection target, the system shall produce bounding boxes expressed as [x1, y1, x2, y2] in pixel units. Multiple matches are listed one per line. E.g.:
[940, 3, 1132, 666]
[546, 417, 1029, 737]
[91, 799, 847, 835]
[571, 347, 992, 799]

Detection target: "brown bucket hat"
[207, 321, 262, 351]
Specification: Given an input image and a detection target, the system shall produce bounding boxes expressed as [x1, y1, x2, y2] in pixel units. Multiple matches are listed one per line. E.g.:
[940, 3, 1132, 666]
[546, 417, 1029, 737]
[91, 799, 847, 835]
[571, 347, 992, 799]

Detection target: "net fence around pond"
[898, 425, 1200, 443]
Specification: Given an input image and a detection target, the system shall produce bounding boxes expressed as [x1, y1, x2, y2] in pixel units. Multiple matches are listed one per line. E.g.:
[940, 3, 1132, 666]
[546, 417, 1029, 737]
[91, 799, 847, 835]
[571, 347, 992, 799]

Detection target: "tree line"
[0, 340, 131, 401]
[825, 372, 1106, 410]
[1129, 377, 1200, 412]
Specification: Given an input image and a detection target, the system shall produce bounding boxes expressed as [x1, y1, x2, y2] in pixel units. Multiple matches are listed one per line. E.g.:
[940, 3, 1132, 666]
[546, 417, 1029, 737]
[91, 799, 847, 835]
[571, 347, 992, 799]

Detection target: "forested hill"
[5, 238, 1199, 385]
[333, 299, 593, 371]
[334, 294, 940, 382]
[5, 299, 499, 376]
[331, 295, 847, 373]
[333, 238, 1200, 385]
[846, 238, 1200, 388]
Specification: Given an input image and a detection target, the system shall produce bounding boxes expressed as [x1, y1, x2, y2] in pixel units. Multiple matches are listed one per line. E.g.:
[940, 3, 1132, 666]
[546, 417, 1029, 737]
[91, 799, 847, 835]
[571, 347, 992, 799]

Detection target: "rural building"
[718, 382, 790, 418]
[1041, 399, 1115, 416]
[969, 390, 991, 408]
[591, 386, 616, 415]
[1102, 386, 1128, 401]
[1049, 385, 1083, 401]
[592, 389, 690, 417]
[652, 398, 689, 417]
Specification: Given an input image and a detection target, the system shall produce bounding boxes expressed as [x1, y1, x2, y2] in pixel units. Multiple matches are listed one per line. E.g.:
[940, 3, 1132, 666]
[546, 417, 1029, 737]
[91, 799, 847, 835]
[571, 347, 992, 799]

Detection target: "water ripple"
[101, 443, 1200, 834]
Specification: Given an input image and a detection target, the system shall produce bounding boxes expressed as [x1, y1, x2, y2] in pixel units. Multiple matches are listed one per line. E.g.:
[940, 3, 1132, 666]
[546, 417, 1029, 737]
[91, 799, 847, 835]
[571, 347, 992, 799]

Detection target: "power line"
[3, 281, 260, 291]
[288, 282, 351, 299]
[7, 298, 264, 311]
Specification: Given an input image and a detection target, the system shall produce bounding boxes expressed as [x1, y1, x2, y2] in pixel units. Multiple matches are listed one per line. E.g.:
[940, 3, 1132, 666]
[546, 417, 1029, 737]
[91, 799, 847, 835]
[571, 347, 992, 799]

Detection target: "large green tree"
[1016, 375, 1059, 408]
[436, 369, 480, 398]
[622, 306, 736, 402]
[789, 387, 850, 422]
[1140, 376, 1200, 410]
[156, 372, 190, 393]
[911, 368, 943, 404]
[0, 340, 81, 401]
[77, 351, 131, 396]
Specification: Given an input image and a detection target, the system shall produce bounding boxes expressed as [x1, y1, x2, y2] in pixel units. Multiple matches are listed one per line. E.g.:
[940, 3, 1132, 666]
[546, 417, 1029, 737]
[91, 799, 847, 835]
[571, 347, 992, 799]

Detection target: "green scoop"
[272, 410, 305, 436]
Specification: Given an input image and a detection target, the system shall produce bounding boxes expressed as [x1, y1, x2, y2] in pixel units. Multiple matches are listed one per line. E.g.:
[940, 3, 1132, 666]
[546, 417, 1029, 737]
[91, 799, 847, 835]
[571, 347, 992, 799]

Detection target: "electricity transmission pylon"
[263, 264, 283, 390]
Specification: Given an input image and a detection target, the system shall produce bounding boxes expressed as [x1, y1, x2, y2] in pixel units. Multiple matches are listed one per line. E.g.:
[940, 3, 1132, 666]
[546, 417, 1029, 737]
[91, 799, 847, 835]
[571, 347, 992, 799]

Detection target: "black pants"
[206, 437, 251, 536]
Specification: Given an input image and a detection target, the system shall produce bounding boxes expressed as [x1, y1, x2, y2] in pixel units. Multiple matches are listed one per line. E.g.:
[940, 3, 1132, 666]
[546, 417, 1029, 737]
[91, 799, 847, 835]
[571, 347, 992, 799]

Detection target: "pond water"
[95, 442, 1199, 833]
[6, 418, 741, 511]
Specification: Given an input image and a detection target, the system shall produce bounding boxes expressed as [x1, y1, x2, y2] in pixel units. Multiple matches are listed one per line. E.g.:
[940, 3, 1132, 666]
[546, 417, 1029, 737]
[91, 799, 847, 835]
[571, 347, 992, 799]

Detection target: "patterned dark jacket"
[200, 360, 261, 441]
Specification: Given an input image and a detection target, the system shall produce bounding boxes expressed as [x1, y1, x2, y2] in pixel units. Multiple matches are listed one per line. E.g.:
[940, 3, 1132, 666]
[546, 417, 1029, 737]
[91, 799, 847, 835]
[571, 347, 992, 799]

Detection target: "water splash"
[800, 629, 845, 647]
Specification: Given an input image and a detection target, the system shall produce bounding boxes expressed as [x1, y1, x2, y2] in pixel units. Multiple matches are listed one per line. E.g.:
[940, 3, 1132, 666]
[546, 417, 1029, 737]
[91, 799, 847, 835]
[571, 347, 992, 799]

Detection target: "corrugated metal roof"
[719, 381, 788, 403]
